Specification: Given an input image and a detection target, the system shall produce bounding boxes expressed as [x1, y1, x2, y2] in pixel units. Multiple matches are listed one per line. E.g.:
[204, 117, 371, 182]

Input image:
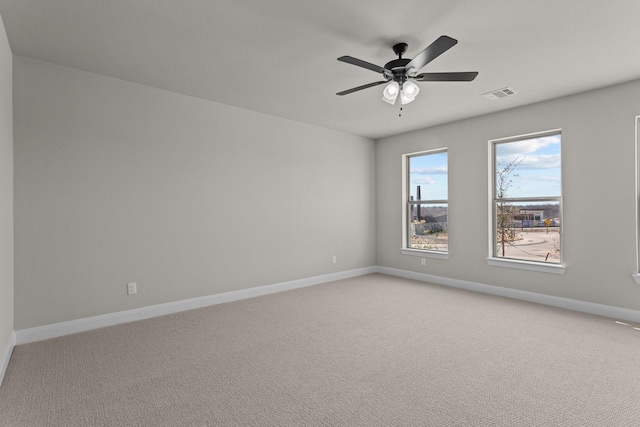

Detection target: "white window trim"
[401, 248, 449, 260]
[401, 148, 449, 259]
[486, 129, 565, 273]
[486, 257, 565, 274]
[634, 116, 640, 284]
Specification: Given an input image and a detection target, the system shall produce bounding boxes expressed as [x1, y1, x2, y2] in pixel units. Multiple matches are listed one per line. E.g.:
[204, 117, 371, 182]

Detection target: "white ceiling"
[1, 0, 640, 139]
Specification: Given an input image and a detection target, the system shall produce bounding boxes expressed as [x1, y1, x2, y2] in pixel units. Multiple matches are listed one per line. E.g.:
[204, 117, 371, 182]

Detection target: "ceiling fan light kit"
[337, 36, 478, 108]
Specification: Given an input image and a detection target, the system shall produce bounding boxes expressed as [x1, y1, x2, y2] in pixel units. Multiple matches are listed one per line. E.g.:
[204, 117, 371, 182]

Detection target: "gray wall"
[377, 79, 640, 311]
[14, 56, 376, 330]
[13, 50, 640, 331]
[0, 14, 13, 350]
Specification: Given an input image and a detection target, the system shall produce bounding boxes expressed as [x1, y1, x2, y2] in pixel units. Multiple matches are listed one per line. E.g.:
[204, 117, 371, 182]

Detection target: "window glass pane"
[409, 151, 448, 201]
[495, 134, 561, 198]
[494, 201, 561, 263]
[409, 203, 448, 252]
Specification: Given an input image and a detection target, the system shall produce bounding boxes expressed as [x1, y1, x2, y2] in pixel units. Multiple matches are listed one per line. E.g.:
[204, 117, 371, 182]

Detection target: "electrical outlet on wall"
[421, 258, 426, 266]
[332, 255, 337, 264]
[127, 282, 137, 295]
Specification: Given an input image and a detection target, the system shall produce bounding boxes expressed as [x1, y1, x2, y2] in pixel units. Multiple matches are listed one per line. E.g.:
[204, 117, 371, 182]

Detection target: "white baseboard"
[14, 265, 640, 346]
[15, 266, 377, 345]
[377, 266, 640, 324]
[0, 331, 15, 386]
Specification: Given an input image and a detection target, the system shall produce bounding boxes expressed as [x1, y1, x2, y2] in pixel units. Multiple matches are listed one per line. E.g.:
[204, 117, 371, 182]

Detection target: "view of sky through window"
[409, 151, 448, 201]
[495, 134, 561, 199]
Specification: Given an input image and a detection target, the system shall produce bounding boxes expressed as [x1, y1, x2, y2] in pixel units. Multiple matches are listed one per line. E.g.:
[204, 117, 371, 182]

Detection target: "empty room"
[1, 1, 640, 426]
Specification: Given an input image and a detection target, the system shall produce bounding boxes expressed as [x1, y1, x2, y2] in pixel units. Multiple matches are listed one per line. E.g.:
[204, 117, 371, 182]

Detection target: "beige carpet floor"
[1, 273, 640, 426]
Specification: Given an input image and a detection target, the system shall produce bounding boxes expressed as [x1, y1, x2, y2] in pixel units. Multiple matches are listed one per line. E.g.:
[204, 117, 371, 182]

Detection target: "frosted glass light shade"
[400, 81, 420, 105]
[382, 81, 400, 105]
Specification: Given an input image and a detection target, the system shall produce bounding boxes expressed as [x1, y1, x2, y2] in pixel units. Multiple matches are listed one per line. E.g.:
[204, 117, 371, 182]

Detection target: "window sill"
[401, 249, 449, 260]
[486, 257, 566, 274]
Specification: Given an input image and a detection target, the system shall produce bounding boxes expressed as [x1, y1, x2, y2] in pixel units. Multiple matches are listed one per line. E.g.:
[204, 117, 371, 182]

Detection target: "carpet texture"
[1, 273, 639, 426]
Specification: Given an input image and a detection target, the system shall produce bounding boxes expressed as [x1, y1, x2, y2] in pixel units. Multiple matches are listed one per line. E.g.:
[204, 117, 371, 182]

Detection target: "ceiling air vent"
[482, 87, 516, 100]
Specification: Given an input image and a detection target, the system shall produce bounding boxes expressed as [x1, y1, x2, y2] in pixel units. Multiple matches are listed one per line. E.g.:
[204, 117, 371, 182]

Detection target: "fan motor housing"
[384, 58, 410, 71]
[384, 58, 411, 81]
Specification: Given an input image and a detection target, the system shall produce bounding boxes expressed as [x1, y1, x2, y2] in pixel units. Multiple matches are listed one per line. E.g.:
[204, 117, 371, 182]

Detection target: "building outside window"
[490, 130, 562, 266]
[404, 149, 448, 255]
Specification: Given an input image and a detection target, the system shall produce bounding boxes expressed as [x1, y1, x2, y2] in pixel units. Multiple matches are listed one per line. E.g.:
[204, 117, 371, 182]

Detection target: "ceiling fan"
[336, 35, 478, 105]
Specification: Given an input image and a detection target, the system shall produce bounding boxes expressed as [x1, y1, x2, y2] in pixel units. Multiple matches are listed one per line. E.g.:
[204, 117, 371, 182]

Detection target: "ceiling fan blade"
[415, 72, 479, 82]
[336, 80, 388, 96]
[338, 56, 388, 74]
[406, 35, 458, 73]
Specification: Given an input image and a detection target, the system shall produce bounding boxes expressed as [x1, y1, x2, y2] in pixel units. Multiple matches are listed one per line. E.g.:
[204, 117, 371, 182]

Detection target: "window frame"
[401, 148, 449, 260]
[487, 130, 566, 274]
[634, 116, 640, 284]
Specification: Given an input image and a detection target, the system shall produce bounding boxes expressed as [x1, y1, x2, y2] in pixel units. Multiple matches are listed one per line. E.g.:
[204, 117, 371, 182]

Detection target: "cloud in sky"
[411, 166, 448, 175]
[411, 175, 437, 185]
[496, 135, 561, 171]
[517, 154, 561, 170]
[496, 134, 560, 156]
[495, 135, 561, 198]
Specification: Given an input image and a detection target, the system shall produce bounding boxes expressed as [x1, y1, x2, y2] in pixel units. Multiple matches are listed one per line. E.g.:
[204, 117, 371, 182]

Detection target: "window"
[489, 130, 563, 271]
[402, 149, 448, 257]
